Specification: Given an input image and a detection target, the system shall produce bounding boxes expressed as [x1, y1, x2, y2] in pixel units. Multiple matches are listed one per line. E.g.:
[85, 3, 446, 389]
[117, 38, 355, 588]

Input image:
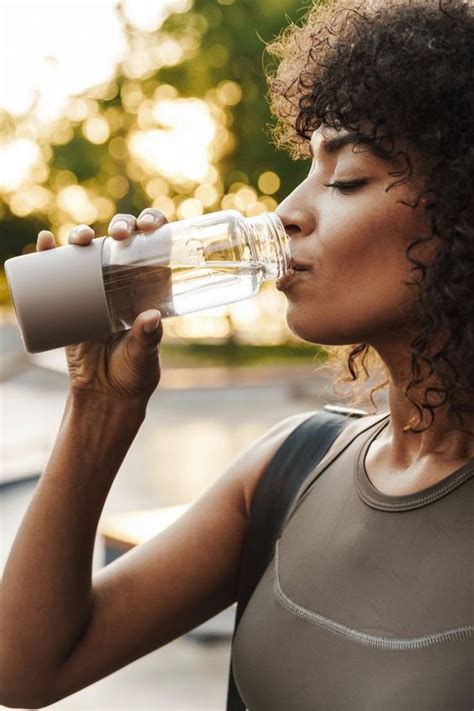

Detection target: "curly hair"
[264, 0, 474, 434]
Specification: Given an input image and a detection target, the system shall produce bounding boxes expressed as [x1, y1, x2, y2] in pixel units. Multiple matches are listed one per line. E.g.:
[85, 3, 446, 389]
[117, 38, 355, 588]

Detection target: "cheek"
[283, 197, 428, 344]
[317, 196, 415, 286]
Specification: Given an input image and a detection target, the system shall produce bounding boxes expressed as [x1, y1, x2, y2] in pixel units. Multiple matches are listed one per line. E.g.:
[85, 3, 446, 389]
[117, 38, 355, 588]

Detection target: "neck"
[367, 334, 474, 468]
[379, 380, 474, 469]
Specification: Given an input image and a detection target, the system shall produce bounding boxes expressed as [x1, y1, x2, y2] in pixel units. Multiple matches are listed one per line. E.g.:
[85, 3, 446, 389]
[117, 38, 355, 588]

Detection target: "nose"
[275, 188, 316, 238]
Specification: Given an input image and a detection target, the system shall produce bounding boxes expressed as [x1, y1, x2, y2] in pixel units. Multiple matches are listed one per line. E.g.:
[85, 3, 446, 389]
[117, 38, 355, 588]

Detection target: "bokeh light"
[107, 176, 130, 199]
[129, 98, 216, 183]
[82, 116, 111, 145]
[0, 0, 304, 347]
[0, 139, 42, 192]
[57, 185, 98, 224]
[258, 171, 281, 195]
[0, 1, 126, 121]
[123, 0, 193, 32]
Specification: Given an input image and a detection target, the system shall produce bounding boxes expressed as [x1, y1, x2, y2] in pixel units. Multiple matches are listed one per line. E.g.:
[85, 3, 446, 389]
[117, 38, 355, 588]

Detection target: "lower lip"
[275, 267, 310, 291]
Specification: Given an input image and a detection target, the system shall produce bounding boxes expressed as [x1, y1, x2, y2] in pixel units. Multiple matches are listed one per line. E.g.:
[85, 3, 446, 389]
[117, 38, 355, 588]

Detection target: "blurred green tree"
[1, 0, 309, 265]
[155, 0, 310, 192]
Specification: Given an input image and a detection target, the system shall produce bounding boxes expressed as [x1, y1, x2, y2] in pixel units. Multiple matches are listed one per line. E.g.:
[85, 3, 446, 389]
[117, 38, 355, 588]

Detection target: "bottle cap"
[4, 237, 113, 353]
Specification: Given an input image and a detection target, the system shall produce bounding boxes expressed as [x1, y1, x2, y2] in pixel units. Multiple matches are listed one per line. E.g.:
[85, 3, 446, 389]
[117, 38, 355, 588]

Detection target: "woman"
[1, 0, 472, 708]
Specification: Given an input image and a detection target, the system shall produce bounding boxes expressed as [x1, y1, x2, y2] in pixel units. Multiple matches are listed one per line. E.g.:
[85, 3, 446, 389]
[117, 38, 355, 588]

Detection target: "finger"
[108, 214, 137, 240]
[136, 208, 168, 232]
[128, 310, 163, 358]
[140, 309, 163, 336]
[68, 224, 95, 245]
[37, 231, 57, 251]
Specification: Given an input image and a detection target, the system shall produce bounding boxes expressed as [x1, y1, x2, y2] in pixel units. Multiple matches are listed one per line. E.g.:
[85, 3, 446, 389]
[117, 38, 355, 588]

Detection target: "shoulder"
[234, 410, 320, 518]
[327, 409, 389, 448]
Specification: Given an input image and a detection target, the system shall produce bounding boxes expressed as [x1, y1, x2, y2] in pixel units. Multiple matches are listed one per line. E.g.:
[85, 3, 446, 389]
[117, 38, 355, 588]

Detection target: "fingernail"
[138, 213, 156, 225]
[75, 225, 91, 236]
[112, 219, 129, 231]
[143, 311, 161, 333]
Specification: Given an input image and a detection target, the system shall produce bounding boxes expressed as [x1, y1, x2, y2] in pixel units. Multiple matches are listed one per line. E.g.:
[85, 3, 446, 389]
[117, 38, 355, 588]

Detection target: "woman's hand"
[36, 209, 168, 404]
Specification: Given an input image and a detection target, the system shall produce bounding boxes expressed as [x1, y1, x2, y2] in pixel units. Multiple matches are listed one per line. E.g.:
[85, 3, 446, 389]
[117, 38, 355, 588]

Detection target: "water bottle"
[5, 209, 290, 353]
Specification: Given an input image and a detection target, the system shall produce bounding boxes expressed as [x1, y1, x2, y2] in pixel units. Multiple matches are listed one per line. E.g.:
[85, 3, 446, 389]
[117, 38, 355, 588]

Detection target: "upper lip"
[289, 258, 312, 271]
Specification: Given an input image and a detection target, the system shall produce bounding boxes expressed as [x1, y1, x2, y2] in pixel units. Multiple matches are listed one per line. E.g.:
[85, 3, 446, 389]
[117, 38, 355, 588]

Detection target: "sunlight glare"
[57, 185, 98, 224]
[0, 1, 126, 121]
[128, 98, 216, 183]
[0, 139, 42, 192]
[122, 0, 193, 32]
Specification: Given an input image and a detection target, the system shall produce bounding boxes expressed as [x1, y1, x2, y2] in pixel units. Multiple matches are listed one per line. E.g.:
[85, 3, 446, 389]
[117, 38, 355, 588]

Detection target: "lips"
[275, 256, 312, 290]
[276, 266, 310, 291]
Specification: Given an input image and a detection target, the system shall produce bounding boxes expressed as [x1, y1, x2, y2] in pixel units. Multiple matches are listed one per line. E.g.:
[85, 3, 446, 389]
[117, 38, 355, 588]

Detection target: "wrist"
[58, 390, 147, 477]
[66, 389, 148, 425]
[42, 389, 147, 501]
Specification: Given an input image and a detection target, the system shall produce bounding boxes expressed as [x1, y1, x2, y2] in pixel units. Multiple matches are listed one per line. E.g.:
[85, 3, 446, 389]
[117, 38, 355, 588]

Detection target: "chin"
[286, 302, 384, 346]
[285, 306, 360, 346]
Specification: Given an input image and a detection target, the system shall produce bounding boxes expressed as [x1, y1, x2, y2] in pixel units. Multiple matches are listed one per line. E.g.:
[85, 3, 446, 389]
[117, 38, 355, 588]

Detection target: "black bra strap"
[226, 408, 354, 710]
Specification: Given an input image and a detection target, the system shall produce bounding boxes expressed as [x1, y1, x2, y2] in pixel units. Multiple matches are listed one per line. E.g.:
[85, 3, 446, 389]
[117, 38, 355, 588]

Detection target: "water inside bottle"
[102, 260, 264, 331]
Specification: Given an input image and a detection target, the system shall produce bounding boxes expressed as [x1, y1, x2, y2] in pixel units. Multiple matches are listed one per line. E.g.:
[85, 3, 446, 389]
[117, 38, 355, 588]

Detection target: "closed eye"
[323, 179, 368, 193]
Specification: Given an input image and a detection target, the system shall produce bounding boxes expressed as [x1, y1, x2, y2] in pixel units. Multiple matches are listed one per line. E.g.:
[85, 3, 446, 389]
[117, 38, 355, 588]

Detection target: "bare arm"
[0, 392, 147, 706]
[0, 384, 314, 708]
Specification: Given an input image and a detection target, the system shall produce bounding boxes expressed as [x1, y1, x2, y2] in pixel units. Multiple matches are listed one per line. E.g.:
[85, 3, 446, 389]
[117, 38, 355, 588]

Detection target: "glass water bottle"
[5, 209, 290, 353]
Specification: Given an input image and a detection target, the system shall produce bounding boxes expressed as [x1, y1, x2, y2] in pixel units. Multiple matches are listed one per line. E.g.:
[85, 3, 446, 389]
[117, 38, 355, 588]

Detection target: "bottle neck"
[244, 212, 290, 280]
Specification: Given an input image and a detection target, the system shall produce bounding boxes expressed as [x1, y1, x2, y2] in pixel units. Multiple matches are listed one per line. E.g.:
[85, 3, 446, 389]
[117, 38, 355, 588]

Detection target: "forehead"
[310, 126, 374, 158]
[309, 126, 404, 166]
[310, 126, 343, 151]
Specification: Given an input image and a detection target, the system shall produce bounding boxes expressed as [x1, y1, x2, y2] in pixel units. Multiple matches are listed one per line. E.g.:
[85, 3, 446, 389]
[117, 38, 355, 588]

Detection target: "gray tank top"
[232, 413, 474, 710]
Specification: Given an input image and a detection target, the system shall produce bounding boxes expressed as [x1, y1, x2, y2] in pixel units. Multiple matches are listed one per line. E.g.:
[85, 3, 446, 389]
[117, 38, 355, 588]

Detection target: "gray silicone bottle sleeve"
[4, 236, 113, 353]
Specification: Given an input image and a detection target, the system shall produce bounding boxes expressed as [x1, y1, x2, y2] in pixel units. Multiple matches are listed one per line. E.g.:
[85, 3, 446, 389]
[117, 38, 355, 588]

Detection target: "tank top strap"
[280, 411, 390, 532]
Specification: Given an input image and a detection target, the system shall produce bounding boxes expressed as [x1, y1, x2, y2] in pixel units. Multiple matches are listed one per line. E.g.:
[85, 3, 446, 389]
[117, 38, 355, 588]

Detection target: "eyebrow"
[309, 132, 381, 159]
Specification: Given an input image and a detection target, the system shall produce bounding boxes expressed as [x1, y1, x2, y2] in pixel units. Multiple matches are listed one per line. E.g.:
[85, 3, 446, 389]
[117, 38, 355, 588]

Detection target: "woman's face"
[275, 126, 437, 348]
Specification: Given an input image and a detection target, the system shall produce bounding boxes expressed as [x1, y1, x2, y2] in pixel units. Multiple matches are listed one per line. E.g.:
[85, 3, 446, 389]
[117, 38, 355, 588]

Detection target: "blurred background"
[0, 0, 387, 709]
[0, 0, 314, 350]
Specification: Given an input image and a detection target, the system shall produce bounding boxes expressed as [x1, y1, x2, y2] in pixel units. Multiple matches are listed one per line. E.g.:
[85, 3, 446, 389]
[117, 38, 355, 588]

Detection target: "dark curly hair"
[264, 0, 474, 434]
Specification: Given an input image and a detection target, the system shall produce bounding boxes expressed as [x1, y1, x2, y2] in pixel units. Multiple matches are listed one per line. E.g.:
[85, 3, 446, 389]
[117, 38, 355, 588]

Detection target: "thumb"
[129, 309, 163, 349]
